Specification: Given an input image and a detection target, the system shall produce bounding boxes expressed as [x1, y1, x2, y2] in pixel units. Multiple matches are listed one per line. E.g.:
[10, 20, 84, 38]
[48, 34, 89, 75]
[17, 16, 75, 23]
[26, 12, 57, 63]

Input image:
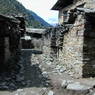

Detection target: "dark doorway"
[83, 13, 95, 77]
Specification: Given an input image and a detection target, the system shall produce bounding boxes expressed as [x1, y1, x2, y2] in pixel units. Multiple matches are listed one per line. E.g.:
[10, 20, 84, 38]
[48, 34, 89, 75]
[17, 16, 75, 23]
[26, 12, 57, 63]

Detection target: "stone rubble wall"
[5, 37, 11, 63]
[84, 0, 95, 9]
[59, 14, 85, 78]
[0, 16, 22, 73]
[0, 38, 5, 66]
[56, 0, 95, 78]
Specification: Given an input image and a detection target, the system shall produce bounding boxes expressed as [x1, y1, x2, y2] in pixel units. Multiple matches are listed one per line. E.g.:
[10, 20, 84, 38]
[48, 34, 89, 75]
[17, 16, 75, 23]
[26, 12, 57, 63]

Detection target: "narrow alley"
[0, 0, 95, 95]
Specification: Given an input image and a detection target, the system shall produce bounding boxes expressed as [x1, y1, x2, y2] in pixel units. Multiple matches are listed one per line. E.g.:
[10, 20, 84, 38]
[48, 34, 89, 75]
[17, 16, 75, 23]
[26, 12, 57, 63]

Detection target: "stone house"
[52, 0, 95, 78]
[21, 28, 46, 52]
[0, 14, 24, 72]
[16, 16, 26, 37]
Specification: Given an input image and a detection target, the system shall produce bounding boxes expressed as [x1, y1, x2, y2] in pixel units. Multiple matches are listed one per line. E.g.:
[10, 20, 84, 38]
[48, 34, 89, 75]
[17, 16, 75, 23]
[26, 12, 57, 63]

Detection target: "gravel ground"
[0, 49, 95, 95]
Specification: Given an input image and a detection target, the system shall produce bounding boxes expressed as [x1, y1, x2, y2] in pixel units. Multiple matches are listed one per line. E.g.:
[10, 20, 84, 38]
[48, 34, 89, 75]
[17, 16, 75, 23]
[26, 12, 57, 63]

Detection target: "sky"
[17, 0, 58, 25]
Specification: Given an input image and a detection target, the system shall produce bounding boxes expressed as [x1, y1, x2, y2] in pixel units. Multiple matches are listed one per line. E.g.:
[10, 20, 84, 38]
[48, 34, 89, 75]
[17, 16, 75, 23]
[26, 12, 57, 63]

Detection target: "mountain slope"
[27, 10, 51, 27]
[0, 0, 51, 28]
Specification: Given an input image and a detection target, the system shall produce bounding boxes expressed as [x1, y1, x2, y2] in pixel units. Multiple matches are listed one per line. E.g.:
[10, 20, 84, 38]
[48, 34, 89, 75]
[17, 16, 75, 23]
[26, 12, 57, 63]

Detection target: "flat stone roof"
[0, 14, 20, 23]
[26, 28, 46, 34]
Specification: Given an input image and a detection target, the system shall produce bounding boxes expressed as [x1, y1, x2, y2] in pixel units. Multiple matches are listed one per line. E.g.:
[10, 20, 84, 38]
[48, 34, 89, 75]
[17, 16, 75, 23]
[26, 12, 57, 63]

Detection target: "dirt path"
[0, 50, 95, 95]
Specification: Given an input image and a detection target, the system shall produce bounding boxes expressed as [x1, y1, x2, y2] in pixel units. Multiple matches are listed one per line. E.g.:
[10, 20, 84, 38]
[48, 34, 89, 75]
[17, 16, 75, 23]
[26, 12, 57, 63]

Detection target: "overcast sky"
[17, 0, 58, 25]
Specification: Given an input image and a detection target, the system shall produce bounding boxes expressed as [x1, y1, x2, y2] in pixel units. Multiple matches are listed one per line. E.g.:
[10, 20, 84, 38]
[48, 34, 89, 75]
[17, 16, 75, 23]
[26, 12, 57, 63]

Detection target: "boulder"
[67, 82, 91, 91]
[61, 80, 73, 88]
[48, 90, 54, 95]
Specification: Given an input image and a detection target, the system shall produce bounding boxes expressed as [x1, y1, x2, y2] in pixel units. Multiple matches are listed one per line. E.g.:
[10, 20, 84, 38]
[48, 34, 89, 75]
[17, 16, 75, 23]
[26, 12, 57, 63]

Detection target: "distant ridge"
[0, 0, 51, 28]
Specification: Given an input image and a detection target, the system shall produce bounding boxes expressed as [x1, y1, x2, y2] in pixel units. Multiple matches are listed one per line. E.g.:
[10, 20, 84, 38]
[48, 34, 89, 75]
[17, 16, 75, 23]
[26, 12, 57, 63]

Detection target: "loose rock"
[61, 80, 73, 88]
[48, 90, 54, 95]
[67, 82, 92, 91]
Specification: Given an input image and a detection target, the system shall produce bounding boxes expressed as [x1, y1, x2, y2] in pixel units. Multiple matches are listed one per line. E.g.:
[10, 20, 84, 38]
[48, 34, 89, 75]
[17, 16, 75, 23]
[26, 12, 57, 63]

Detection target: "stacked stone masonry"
[0, 15, 25, 72]
[51, 0, 95, 78]
[59, 14, 85, 78]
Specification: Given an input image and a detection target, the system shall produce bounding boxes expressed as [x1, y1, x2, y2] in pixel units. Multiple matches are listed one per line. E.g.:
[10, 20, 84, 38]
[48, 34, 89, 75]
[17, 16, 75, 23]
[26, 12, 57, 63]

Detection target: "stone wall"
[51, 0, 95, 78]
[84, 0, 95, 9]
[0, 38, 5, 70]
[5, 37, 11, 63]
[59, 14, 85, 78]
[0, 15, 22, 72]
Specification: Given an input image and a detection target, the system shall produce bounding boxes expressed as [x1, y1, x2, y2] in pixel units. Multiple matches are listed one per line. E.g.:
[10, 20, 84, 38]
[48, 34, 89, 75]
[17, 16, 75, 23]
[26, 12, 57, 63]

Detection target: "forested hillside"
[0, 0, 51, 28]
